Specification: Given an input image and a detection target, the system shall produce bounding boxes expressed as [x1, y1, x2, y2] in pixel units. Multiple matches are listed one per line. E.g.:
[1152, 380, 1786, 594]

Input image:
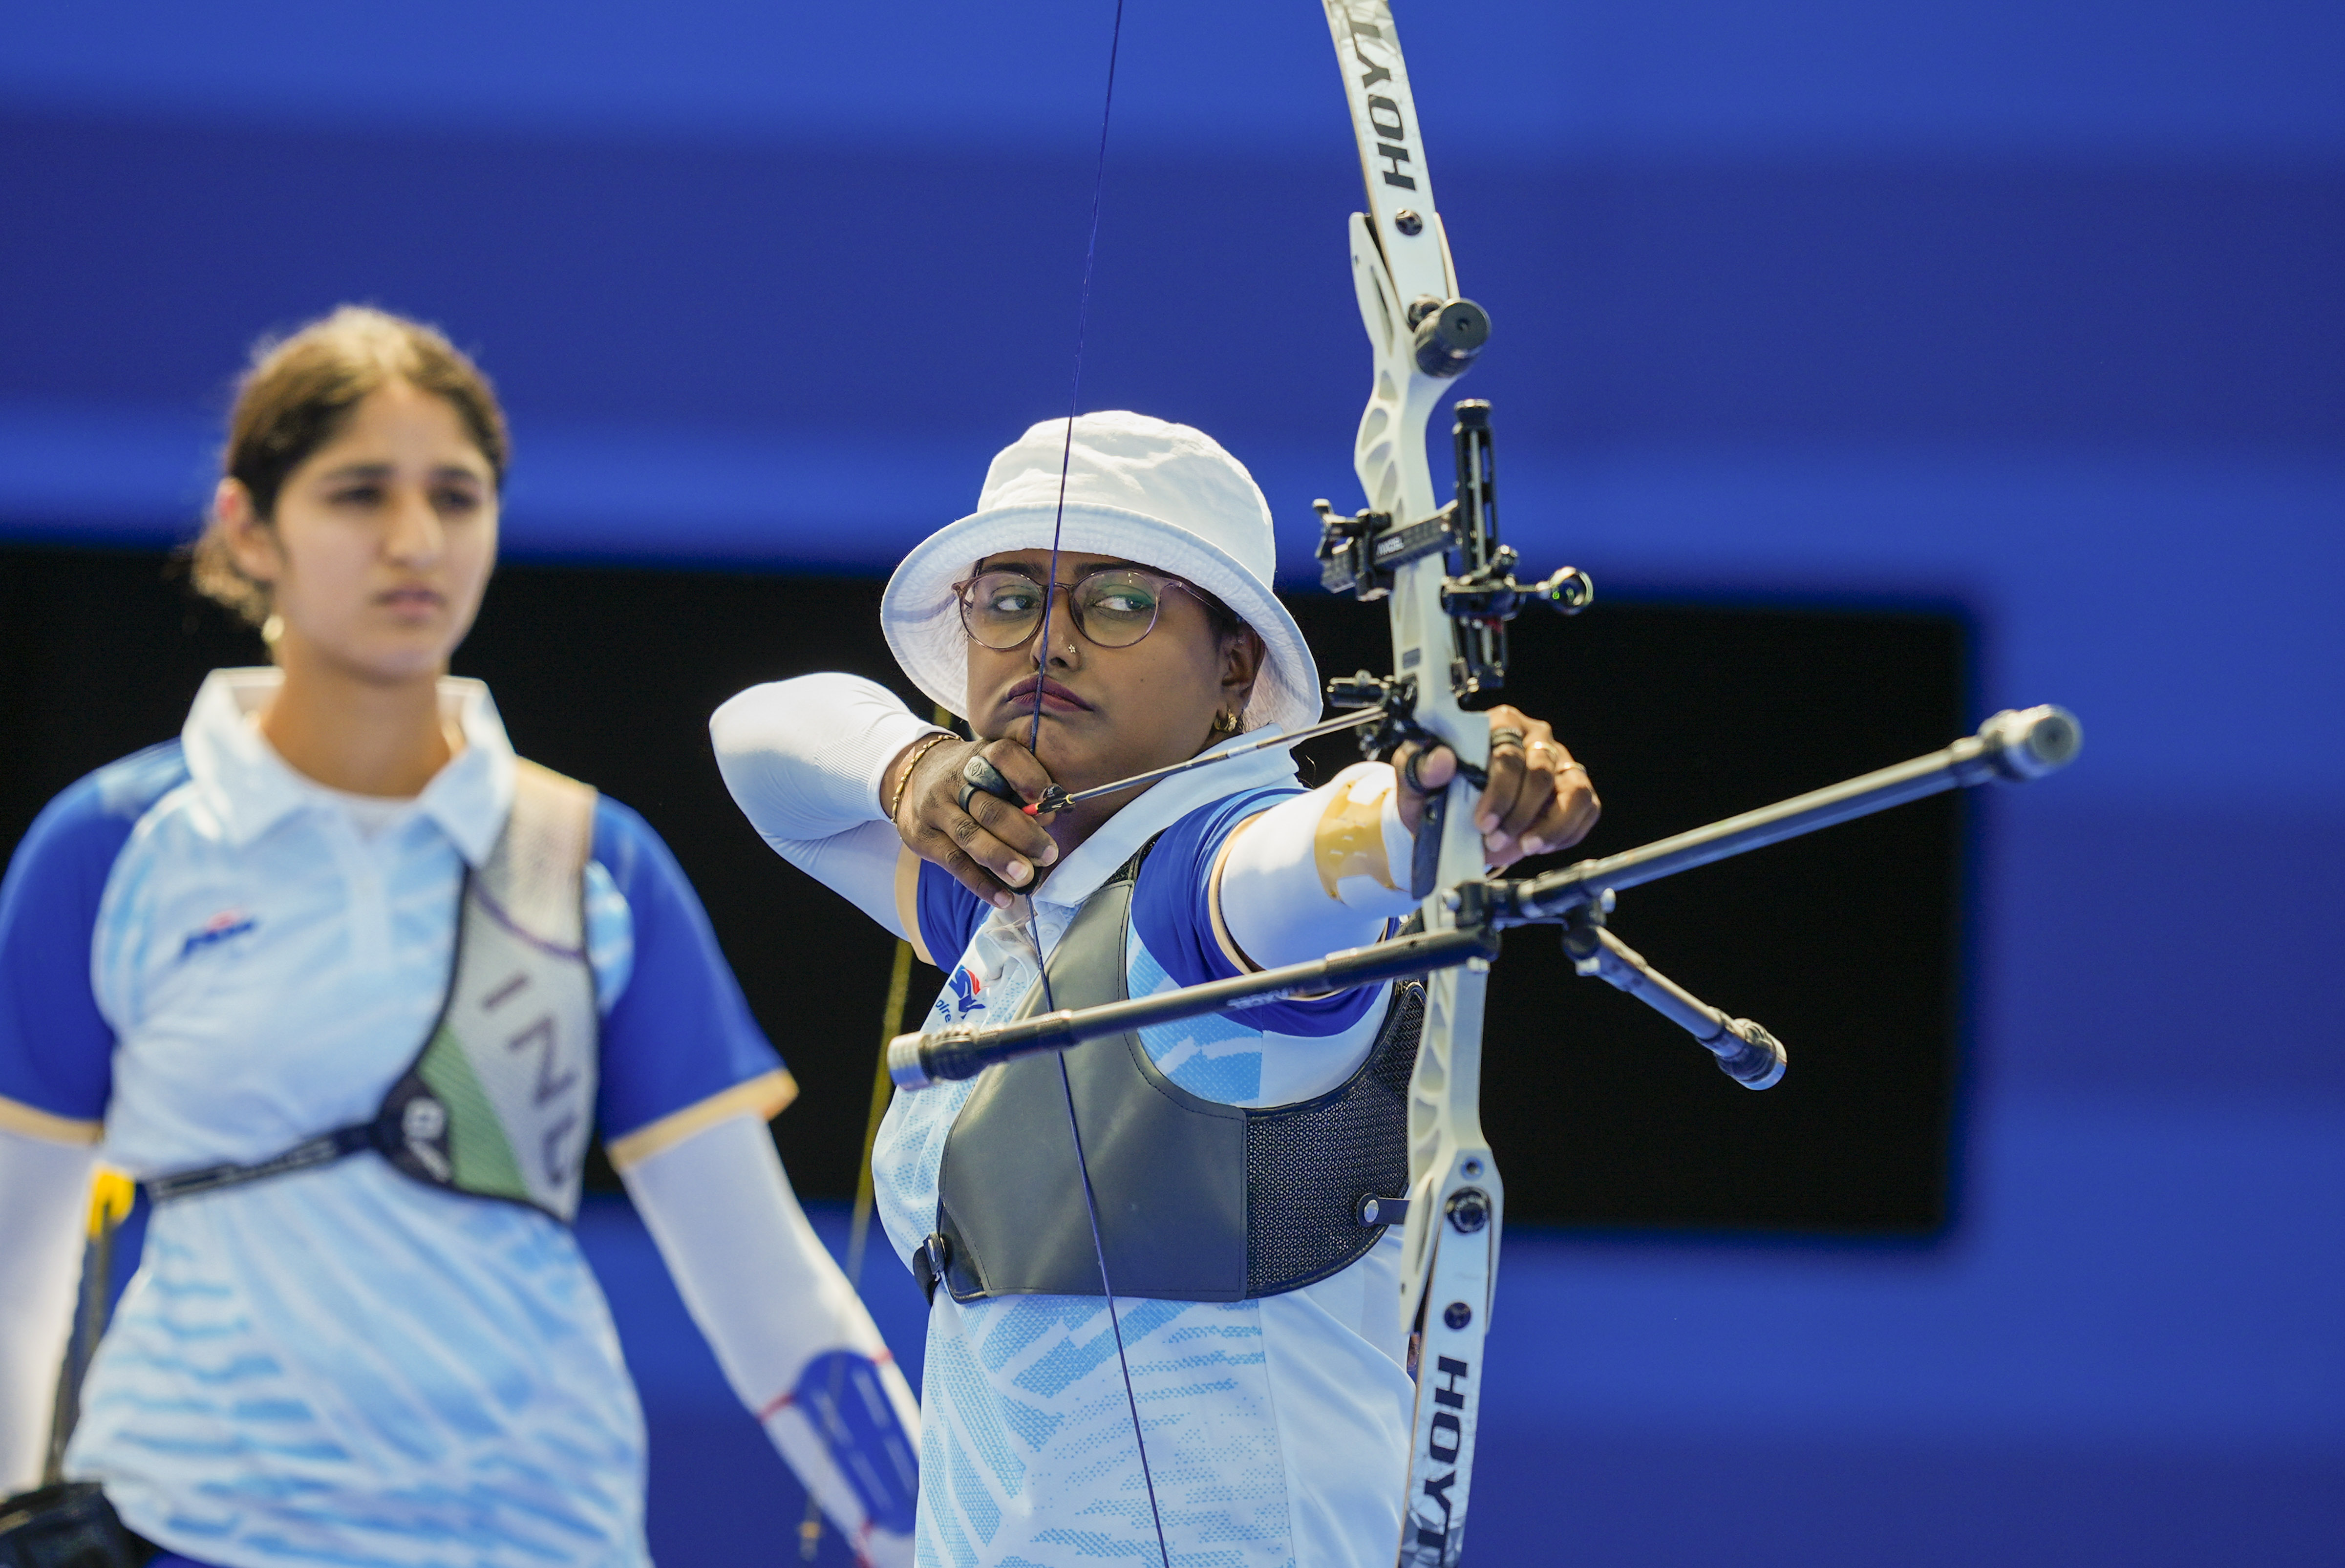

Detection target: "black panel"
[0, 544, 1962, 1231]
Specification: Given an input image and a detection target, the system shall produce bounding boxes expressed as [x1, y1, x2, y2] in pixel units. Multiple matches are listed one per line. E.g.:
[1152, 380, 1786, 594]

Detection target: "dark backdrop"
[0, 542, 1962, 1231]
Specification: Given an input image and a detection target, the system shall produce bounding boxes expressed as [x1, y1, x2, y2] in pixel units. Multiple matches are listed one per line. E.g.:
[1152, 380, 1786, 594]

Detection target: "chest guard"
[149, 760, 603, 1222]
[926, 847, 1424, 1304]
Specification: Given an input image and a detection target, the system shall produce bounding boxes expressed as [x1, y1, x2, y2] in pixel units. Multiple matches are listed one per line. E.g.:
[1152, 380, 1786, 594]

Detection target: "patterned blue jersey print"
[793, 1351, 920, 1535]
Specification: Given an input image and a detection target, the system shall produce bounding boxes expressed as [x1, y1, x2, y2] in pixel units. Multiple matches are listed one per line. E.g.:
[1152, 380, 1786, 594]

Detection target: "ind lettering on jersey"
[471, 961, 588, 1190]
[482, 972, 530, 1011]
[539, 1113, 580, 1185]
[502, 1007, 581, 1186]
[505, 1015, 579, 1107]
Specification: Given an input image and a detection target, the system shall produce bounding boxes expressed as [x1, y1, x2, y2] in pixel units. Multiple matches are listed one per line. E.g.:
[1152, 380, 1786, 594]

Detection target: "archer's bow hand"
[1393, 703, 1601, 869]
[885, 734, 1061, 911]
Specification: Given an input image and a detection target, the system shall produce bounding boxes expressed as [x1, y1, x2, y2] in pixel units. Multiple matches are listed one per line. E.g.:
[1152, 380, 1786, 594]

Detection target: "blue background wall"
[5, 2, 2339, 1562]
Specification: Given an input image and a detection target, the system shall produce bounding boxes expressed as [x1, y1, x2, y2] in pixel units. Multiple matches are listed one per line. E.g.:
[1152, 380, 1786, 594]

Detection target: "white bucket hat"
[881, 411, 1322, 735]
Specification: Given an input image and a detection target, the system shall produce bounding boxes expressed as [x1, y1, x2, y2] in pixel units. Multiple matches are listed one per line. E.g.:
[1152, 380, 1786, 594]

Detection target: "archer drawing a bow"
[919, 6, 2084, 1564]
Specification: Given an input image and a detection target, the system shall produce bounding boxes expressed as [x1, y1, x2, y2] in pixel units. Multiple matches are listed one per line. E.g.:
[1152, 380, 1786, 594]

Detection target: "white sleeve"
[623, 1112, 921, 1567]
[711, 674, 947, 938]
[1217, 762, 1420, 972]
[0, 1128, 97, 1494]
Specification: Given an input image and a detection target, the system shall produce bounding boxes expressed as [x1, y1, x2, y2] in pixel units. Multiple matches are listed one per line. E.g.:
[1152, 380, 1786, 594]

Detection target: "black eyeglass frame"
[950, 564, 1218, 652]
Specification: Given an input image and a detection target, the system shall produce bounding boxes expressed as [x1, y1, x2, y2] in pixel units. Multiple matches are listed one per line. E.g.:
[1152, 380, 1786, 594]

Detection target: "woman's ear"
[1220, 627, 1267, 711]
[215, 478, 282, 586]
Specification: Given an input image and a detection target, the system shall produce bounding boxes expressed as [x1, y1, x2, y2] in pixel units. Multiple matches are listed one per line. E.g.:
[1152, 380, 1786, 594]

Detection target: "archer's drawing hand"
[884, 735, 1062, 911]
[1393, 703, 1600, 869]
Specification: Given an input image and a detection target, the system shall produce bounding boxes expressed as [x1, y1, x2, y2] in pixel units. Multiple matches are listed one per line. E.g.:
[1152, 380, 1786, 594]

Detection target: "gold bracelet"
[889, 732, 956, 824]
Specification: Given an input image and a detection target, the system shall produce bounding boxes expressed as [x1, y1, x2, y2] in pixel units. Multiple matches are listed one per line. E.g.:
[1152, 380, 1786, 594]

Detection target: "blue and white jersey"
[873, 739, 1417, 1568]
[0, 670, 790, 1568]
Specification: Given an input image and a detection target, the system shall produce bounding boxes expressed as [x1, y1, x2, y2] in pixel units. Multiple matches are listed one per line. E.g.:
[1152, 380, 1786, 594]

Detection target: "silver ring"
[1488, 727, 1527, 751]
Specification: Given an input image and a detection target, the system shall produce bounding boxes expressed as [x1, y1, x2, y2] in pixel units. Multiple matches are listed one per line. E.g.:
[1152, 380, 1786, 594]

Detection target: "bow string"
[1019, 4, 1177, 1564]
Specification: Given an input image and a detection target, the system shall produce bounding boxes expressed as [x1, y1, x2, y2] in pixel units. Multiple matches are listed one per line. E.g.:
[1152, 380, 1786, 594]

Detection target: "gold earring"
[1214, 710, 1239, 734]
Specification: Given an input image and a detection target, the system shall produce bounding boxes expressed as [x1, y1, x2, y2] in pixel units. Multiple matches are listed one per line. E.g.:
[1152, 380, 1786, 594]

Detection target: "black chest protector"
[924, 845, 1424, 1305]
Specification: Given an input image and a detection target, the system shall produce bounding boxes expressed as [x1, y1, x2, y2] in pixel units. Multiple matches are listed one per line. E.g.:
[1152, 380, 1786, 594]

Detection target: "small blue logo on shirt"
[178, 909, 256, 962]
[941, 965, 985, 1020]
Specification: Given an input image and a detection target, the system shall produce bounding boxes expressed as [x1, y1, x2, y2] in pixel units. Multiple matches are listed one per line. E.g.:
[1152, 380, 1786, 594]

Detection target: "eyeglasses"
[952, 566, 1210, 652]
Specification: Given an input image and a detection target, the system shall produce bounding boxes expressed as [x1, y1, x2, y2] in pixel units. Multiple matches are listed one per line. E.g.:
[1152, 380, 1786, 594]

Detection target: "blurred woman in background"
[0, 307, 917, 1568]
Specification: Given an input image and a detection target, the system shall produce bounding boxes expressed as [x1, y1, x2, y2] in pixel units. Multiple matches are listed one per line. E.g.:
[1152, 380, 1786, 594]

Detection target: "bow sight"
[1312, 394, 1600, 897]
[1316, 398, 1593, 700]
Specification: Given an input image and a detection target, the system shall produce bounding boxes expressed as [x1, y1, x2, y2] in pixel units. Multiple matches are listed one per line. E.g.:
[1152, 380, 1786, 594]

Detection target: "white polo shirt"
[0, 670, 790, 1568]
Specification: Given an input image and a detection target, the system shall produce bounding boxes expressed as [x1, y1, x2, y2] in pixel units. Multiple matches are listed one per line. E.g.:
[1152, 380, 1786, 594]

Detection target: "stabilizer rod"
[1511, 705, 2081, 922]
[1562, 914, 1786, 1089]
[887, 924, 1500, 1091]
[889, 704, 2082, 1094]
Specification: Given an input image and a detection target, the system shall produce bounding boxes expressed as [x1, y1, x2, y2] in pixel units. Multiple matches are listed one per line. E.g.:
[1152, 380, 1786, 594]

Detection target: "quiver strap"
[147, 761, 601, 1221]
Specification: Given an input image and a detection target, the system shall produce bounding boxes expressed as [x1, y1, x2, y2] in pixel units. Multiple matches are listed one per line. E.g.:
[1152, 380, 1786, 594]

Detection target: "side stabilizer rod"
[1512, 705, 2081, 922]
[1562, 911, 1786, 1089]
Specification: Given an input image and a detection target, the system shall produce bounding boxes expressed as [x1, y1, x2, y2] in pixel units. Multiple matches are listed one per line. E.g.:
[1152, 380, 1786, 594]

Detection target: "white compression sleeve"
[1217, 762, 1420, 972]
[0, 1129, 97, 1494]
[710, 674, 946, 937]
[620, 1113, 920, 1566]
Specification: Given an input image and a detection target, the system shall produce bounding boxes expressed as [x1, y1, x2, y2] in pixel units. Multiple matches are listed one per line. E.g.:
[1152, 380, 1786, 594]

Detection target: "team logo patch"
[178, 909, 257, 962]
[938, 965, 985, 1020]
